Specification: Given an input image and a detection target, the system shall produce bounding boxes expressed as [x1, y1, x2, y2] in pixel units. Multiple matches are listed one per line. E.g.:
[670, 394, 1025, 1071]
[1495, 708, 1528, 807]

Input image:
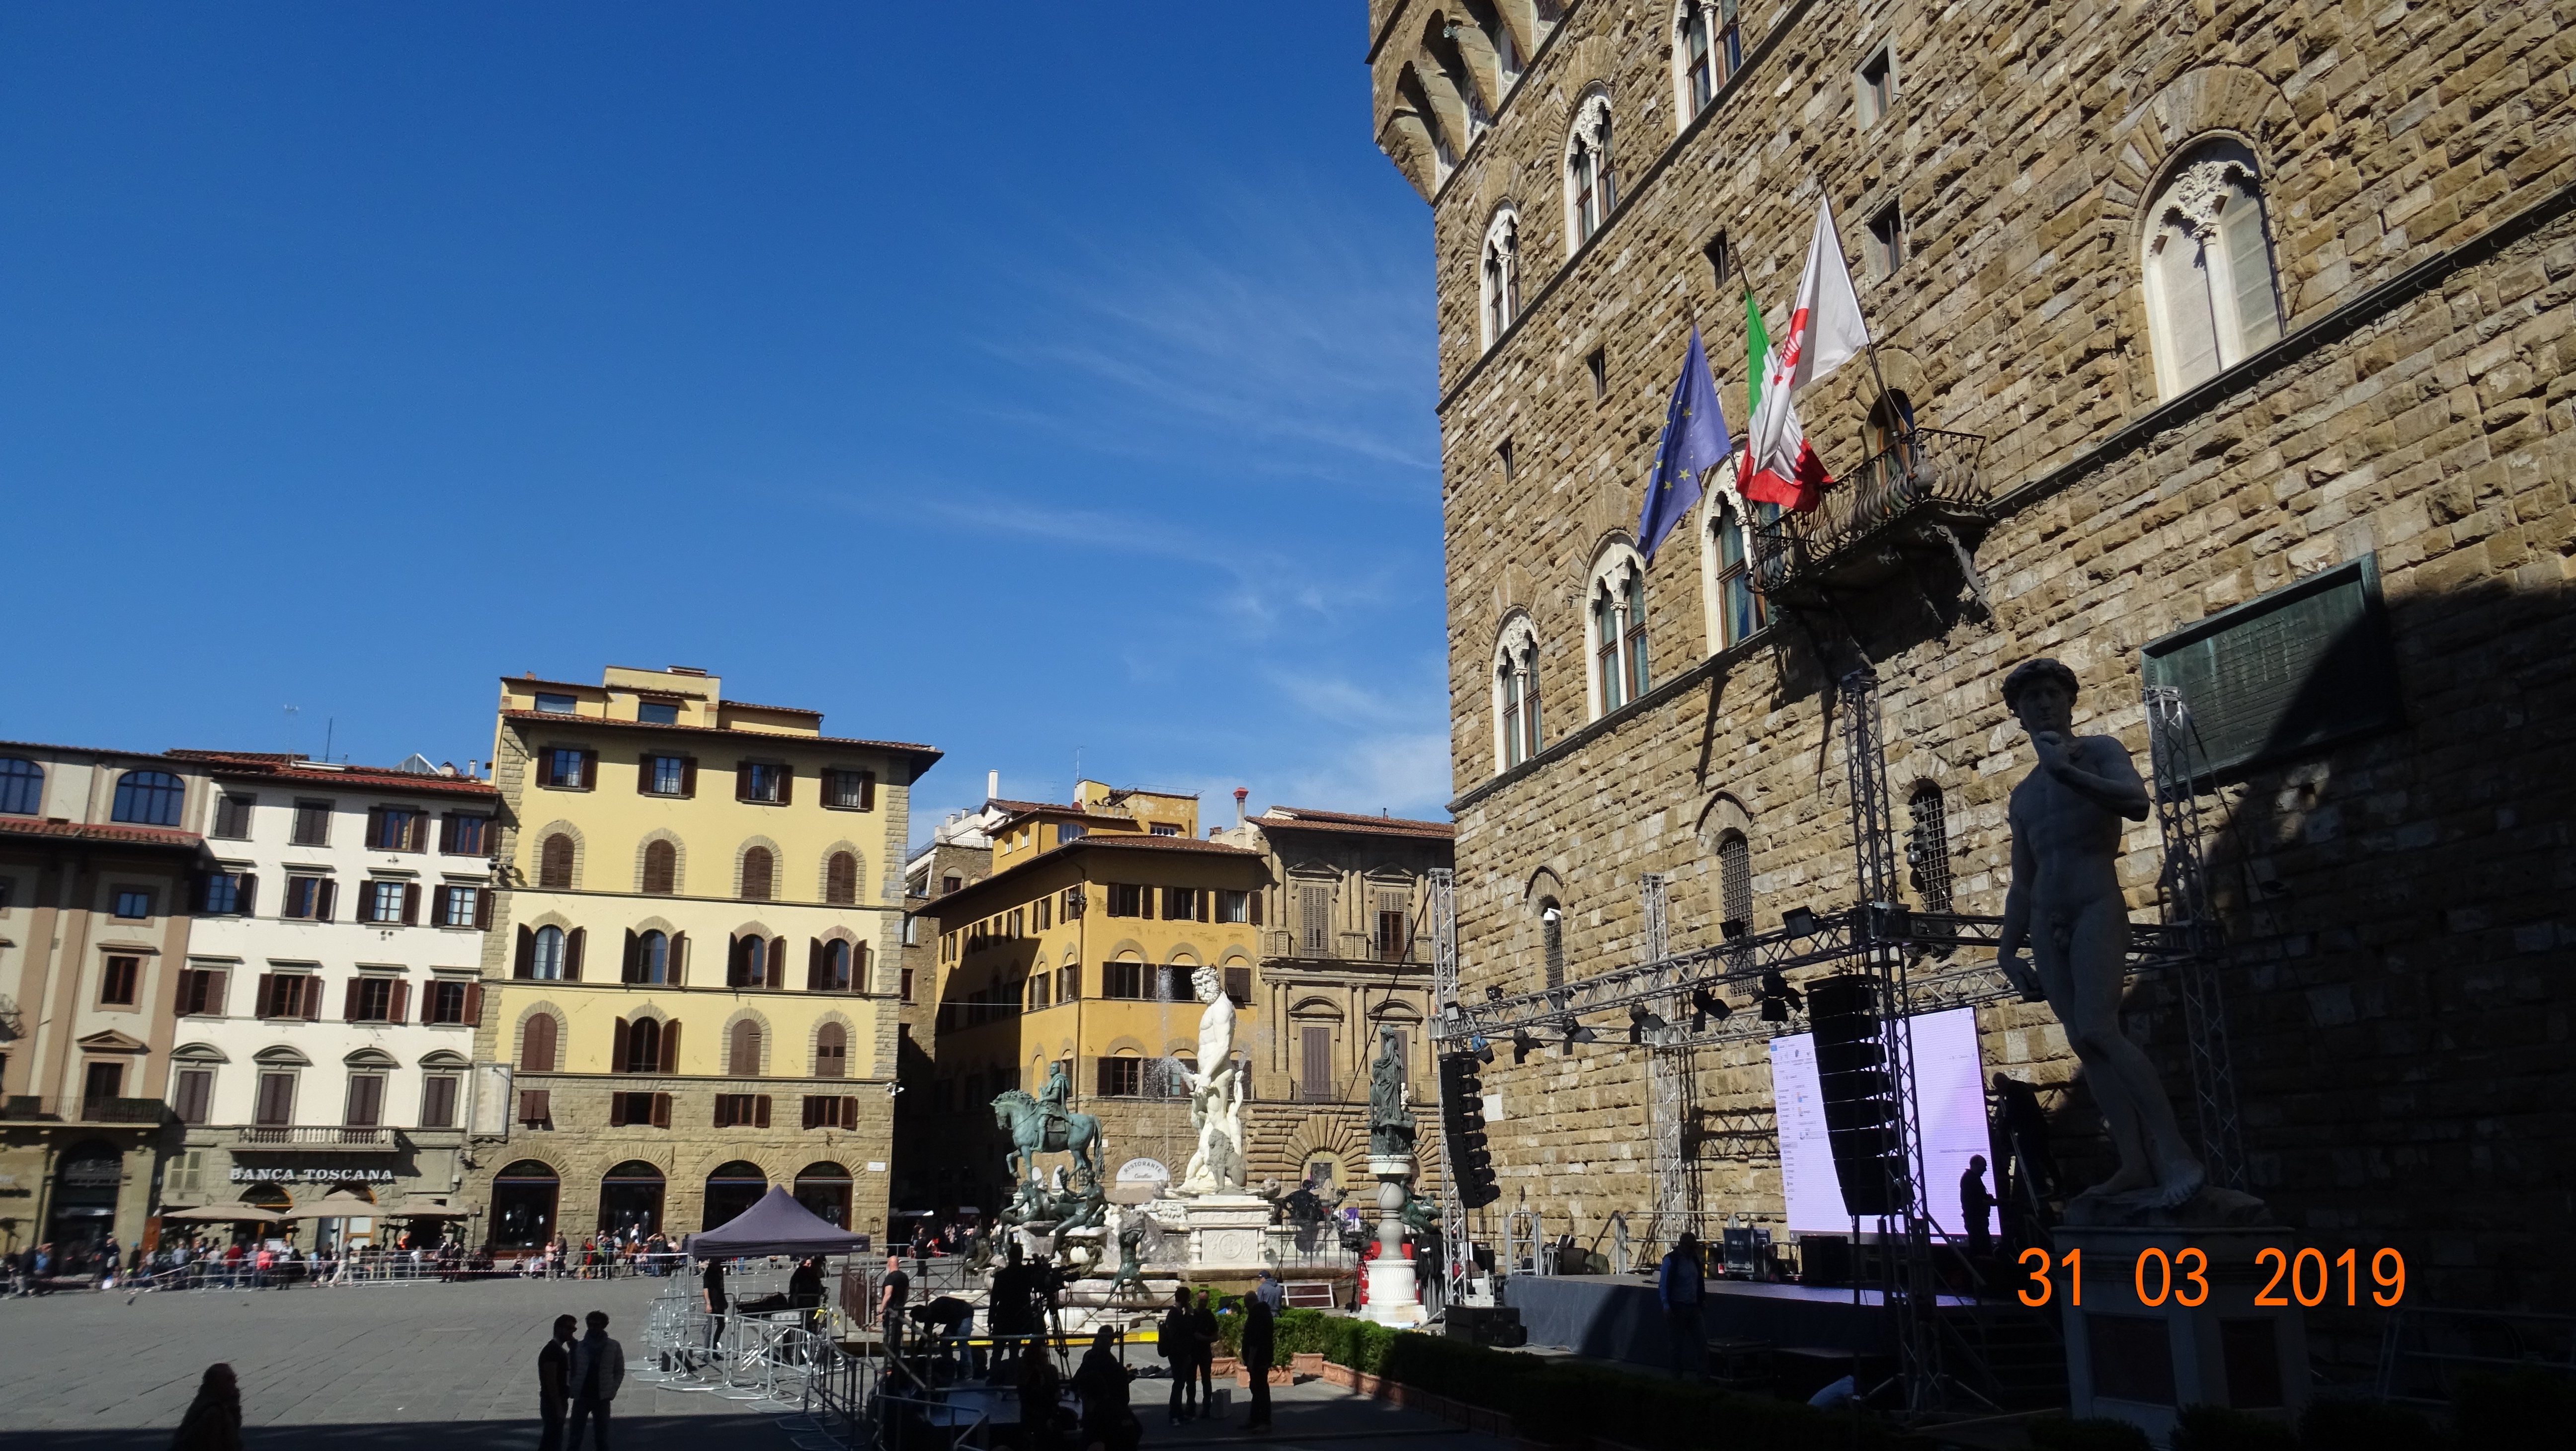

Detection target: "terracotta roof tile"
[168, 752, 502, 800]
[1256, 806, 1454, 839]
[908, 831, 1262, 922]
[0, 817, 204, 850]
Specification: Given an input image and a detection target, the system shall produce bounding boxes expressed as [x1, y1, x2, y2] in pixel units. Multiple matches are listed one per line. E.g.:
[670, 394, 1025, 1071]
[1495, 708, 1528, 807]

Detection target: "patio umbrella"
[282, 1190, 382, 1220]
[381, 1196, 471, 1218]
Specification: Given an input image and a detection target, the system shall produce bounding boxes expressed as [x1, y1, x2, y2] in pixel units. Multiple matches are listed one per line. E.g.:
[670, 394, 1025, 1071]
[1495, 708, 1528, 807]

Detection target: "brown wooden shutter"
[401, 882, 419, 925]
[464, 981, 482, 1025]
[1224, 966, 1250, 1006]
[777, 766, 792, 805]
[637, 753, 655, 794]
[476, 888, 494, 930]
[579, 750, 599, 789]
[514, 925, 535, 978]
[254, 972, 276, 1018]
[854, 942, 870, 993]
[734, 761, 751, 801]
[806, 939, 822, 992]
[189, 871, 209, 913]
[392, 980, 411, 1022]
[801, 1096, 817, 1130]
[1199, 890, 1211, 923]
[652, 1092, 671, 1127]
[564, 927, 586, 981]
[668, 932, 687, 986]
[1250, 889, 1263, 925]
[1302, 1027, 1332, 1100]
[680, 757, 698, 797]
[430, 885, 449, 924]
[524, 1088, 550, 1124]
[610, 1092, 627, 1127]
[612, 1017, 631, 1073]
[365, 806, 386, 849]
[773, 937, 790, 989]
[439, 814, 458, 852]
[859, 772, 876, 810]
[623, 930, 640, 983]
[659, 1020, 682, 1073]
[754, 1095, 772, 1129]
[343, 978, 363, 1021]
[301, 976, 322, 1021]
[317, 879, 336, 921]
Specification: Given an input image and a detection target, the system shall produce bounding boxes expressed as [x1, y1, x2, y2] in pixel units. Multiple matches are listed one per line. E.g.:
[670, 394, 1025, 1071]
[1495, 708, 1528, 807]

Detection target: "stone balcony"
[1752, 428, 1992, 602]
[231, 1125, 401, 1152]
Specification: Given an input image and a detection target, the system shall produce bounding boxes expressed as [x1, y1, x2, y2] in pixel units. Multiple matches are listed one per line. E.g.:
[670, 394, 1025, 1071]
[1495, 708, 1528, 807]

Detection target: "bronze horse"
[990, 1089, 1105, 1188]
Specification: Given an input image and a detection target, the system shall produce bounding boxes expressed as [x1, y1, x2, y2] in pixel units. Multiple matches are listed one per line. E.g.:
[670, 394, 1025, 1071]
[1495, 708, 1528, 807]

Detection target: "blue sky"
[0, 3, 1448, 845]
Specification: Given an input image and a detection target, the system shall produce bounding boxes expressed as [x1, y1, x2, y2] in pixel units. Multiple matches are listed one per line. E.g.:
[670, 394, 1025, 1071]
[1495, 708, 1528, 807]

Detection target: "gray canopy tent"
[681, 1185, 868, 1259]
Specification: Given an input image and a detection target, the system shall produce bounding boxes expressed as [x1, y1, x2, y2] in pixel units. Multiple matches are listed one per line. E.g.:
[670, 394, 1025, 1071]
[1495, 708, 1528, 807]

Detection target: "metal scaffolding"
[2147, 687, 2248, 1191]
[1426, 866, 1476, 1308]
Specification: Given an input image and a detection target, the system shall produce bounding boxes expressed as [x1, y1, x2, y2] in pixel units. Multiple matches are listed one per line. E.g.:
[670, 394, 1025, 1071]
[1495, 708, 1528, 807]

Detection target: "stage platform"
[1501, 1274, 1970, 1369]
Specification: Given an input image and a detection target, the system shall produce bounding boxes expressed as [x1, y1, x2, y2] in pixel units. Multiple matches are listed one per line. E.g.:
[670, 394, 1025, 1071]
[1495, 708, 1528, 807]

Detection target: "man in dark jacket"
[1241, 1295, 1275, 1431]
[1658, 1232, 1707, 1381]
[1070, 1327, 1134, 1450]
[537, 1314, 576, 1451]
[1189, 1290, 1219, 1415]
[567, 1309, 624, 1450]
[1160, 1289, 1197, 1423]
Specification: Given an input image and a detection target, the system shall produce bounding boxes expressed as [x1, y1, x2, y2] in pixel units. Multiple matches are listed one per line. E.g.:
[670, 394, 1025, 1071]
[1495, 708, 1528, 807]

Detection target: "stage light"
[1485, 986, 1505, 1002]
[1690, 988, 1732, 1031]
[1512, 1031, 1539, 1062]
[1756, 970, 1802, 1023]
[1565, 1022, 1598, 1047]
[1470, 1035, 1496, 1065]
[1720, 917, 1749, 942]
[1627, 1004, 1668, 1045]
[1782, 906, 1818, 938]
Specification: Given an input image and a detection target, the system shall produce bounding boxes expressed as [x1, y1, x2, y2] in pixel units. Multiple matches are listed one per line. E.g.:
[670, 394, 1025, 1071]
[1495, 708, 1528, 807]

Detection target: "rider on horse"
[1037, 1059, 1074, 1146]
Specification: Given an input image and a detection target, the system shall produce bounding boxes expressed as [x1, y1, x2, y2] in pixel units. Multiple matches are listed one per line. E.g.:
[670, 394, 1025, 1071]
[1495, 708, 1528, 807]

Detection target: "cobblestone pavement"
[0, 1274, 787, 1449]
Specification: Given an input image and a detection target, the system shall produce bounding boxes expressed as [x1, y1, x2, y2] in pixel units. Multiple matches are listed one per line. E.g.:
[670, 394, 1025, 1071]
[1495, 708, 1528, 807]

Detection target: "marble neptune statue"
[1995, 658, 2206, 1215]
[1175, 965, 1248, 1194]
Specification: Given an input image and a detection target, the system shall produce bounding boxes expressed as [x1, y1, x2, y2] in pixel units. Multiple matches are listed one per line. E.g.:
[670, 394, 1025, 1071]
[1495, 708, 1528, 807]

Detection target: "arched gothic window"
[1673, 0, 1741, 121]
[520, 1013, 559, 1073]
[729, 1019, 762, 1077]
[642, 840, 676, 895]
[1704, 496, 1771, 651]
[532, 925, 567, 981]
[1565, 94, 1616, 250]
[112, 770, 184, 826]
[1459, 0, 1523, 89]
[741, 846, 775, 902]
[1491, 616, 1543, 772]
[2142, 140, 2283, 399]
[1586, 545, 1651, 717]
[1716, 831, 1753, 933]
[539, 834, 574, 889]
[1480, 209, 1521, 350]
[825, 851, 858, 906]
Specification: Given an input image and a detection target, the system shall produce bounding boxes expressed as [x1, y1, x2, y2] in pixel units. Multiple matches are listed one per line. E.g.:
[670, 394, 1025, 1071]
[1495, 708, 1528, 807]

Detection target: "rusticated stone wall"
[1369, 0, 2576, 1338]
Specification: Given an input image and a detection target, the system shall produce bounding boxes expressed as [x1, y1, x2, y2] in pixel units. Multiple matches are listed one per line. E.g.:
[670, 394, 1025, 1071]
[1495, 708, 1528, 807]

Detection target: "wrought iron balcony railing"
[1752, 428, 1991, 598]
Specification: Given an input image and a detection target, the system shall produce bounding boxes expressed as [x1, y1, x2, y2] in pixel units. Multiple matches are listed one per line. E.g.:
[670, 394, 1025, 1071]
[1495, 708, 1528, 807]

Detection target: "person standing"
[1240, 1292, 1275, 1432]
[1159, 1289, 1197, 1424]
[701, 1258, 729, 1352]
[878, 1255, 910, 1354]
[1959, 1155, 1995, 1257]
[1189, 1290, 1218, 1417]
[1253, 1270, 1284, 1314]
[169, 1363, 242, 1451]
[1657, 1231, 1707, 1381]
[1070, 1327, 1133, 1449]
[567, 1310, 623, 1451]
[537, 1313, 577, 1451]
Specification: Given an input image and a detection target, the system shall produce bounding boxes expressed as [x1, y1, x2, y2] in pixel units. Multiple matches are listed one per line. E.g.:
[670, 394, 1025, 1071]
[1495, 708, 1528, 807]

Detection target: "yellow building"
[910, 784, 1268, 1211]
[464, 666, 940, 1246]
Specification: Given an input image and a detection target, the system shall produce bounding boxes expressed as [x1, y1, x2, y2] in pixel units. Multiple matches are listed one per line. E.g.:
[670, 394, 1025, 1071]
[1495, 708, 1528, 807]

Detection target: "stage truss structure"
[1425, 669, 2243, 1416]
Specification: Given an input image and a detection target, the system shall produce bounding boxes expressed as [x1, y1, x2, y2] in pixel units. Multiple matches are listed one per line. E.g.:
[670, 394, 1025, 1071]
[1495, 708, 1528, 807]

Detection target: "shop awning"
[161, 1203, 288, 1223]
[281, 1189, 382, 1220]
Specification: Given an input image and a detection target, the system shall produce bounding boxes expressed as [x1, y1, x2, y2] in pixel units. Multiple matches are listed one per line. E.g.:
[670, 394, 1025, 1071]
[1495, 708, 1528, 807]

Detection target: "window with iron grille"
[1717, 833, 1753, 932]
[1906, 785, 1953, 914]
[2139, 554, 2402, 785]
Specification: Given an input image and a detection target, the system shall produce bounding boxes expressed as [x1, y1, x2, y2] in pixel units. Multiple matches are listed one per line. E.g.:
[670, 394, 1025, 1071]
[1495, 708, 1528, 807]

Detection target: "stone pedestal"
[1163, 1192, 1270, 1274]
[1361, 1154, 1425, 1327]
[2056, 1226, 2308, 1449]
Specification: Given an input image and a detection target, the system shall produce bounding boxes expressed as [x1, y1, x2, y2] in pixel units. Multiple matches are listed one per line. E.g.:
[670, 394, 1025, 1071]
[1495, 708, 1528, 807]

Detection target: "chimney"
[987, 770, 1000, 802]
[1233, 787, 1248, 824]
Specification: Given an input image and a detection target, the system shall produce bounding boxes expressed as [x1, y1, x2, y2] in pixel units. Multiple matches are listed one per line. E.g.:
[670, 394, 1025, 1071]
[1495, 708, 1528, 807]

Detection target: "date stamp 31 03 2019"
[2016, 1245, 2408, 1310]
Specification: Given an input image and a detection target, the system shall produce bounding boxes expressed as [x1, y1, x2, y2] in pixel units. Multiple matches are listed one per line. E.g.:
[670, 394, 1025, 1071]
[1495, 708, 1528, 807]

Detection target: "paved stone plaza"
[0, 1276, 1497, 1451]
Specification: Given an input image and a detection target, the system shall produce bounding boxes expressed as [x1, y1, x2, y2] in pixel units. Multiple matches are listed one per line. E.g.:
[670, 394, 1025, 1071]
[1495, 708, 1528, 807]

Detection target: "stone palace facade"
[1367, 0, 2575, 1343]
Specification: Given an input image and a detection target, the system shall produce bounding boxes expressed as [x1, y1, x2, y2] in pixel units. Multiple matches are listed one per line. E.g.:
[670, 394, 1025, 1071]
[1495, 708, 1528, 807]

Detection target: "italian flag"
[1741, 196, 1872, 511]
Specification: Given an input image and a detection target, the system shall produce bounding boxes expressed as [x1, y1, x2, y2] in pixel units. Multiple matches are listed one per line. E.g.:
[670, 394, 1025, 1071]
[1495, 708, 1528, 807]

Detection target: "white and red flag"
[1742, 196, 1872, 511]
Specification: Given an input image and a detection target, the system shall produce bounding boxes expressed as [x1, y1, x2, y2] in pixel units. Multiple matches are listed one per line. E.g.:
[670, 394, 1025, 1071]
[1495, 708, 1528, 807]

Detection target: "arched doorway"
[703, 1160, 766, 1230]
[492, 1160, 560, 1247]
[794, 1162, 852, 1227]
[600, 1161, 665, 1239]
[48, 1140, 123, 1258]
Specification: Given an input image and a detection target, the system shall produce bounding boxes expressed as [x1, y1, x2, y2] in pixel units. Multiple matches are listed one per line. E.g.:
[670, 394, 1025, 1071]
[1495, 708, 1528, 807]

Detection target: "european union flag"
[1637, 327, 1732, 563]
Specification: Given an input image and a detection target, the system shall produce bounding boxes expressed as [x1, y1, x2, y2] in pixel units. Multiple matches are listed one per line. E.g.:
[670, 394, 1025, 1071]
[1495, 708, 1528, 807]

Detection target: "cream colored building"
[465, 666, 940, 1246]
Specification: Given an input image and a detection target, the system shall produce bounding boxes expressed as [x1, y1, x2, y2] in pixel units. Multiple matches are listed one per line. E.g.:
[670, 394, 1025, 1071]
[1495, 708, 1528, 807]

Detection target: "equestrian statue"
[991, 1062, 1105, 1191]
